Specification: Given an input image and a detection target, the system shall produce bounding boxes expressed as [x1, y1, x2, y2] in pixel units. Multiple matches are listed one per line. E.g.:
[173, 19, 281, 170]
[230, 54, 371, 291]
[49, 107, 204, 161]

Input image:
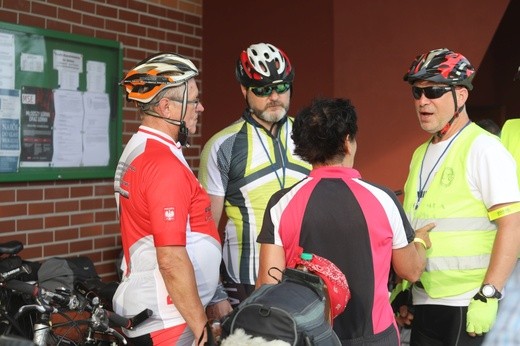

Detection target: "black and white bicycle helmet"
[120, 52, 199, 104]
[235, 43, 294, 88]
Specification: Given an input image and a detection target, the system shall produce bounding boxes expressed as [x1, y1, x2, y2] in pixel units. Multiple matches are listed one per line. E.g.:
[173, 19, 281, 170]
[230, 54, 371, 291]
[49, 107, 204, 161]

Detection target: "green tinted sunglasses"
[250, 83, 291, 97]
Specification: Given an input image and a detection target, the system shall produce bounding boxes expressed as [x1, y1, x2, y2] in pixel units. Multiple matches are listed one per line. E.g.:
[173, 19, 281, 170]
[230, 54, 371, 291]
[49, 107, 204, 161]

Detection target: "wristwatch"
[475, 284, 502, 302]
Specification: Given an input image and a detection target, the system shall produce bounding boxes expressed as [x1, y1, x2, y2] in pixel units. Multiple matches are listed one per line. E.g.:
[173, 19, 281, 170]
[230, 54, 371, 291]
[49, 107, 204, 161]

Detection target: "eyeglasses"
[411, 86, 452, 100]
[168, 98, 200, 107]
[250, 83, 291, 97]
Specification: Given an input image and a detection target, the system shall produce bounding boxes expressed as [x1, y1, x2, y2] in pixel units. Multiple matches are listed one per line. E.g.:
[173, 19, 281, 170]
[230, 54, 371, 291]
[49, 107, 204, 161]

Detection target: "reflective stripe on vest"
[403, 123, 496, 298]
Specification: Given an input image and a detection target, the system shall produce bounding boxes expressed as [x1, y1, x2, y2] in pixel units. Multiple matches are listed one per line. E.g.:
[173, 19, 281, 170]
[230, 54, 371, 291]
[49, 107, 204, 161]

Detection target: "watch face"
[482, 285, 495, 297]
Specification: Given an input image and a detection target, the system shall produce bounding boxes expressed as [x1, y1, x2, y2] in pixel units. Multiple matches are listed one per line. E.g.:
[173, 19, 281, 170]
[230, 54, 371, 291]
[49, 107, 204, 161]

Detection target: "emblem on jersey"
[164, 207, 175, 221]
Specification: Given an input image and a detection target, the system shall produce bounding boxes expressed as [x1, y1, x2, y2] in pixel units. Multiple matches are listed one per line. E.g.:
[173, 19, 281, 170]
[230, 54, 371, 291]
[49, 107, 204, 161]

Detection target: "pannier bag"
[221, 268, 341, 346]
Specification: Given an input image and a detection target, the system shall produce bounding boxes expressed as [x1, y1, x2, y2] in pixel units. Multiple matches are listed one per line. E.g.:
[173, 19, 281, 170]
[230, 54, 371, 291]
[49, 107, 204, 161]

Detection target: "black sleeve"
[257, 188, 289, 245]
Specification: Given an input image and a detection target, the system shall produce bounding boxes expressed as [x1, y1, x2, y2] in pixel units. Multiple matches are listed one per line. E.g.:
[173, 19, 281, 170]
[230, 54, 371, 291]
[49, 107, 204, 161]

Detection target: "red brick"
[72, 0, 95, 13]
[139, 13, 159, 27]
[119, 9, 139, 23]
[55, 228, 80, 241]
[44, 243, 69, 257]
[47, 0, 72, 8]
[103, 222, 120, 235]
[103, 197, 116, 209]
[95, 184, 113, 196]
[96, 30, 117, 41]
[18, 14, 45, 27]
[0, 189, 15, 203]
[17, 218, 44, 231]
[16, 188, 44, 202]
[95, 4, 118, 18]
[0, 10, 17, 24]
[0, 220, 15, 233]
[45, 215, 70, 228]
[56, 200, 79, 212]
[95, 210, 117, 223]
[21, 246, 43, 260]
[128, 0, 147, 13]
[147, 27, 166, 41]
[94, 236, 116, 248]
[165, 31, 183, 43]
[2, 0, 30, 11]
[58, 7, 81, 22]
[47, 19, 72, 33]
[139, 37, 158, 51]
[118, 34, 138, 47]
[71, 186, 93, 198]
[71, 24, 95, 37]
[106, 19, 125, 33]
[29, 202, 54, 215]
[80, 225, 103, 237]
[82, 13, 104, 28]
[165, 8, 184, 21]
[28, 230, 54, 244]
[70, 239, 93, 253]
[45, 187, 70, 200]
[71, 213, 94, 225]
[0, 204, 27, 218]
[184, 13, 201, 26]
[80, 198, 103, 210]
[0, 233, 24, 244]
[147, 3, 167, 17]
[178, 23, 194, 35]
[32, 1, 57, 17]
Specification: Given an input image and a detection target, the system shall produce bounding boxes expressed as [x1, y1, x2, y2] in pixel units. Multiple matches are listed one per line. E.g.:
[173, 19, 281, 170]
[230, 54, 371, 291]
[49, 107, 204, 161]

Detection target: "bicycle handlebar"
[6, 279, 74, 308]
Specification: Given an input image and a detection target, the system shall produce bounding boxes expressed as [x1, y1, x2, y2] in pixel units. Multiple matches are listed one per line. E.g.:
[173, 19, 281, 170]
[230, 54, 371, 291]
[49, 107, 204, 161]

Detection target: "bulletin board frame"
[0, 21, 123, 182]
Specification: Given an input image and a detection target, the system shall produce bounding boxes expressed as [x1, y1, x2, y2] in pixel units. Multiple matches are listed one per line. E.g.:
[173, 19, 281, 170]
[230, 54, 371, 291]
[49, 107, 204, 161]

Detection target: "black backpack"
[37, 256, 99, 292]
[220, 268, 341, 346]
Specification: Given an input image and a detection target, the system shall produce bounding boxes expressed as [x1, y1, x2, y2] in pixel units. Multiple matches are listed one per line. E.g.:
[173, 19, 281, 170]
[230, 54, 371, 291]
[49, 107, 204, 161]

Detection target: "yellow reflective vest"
[403, 123, 496, 298]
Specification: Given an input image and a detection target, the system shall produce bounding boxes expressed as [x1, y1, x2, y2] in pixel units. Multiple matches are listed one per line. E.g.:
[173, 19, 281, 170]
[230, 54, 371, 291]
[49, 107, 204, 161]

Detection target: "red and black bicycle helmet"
[235, 43, 294, 88]
[403, 48, 475, 90]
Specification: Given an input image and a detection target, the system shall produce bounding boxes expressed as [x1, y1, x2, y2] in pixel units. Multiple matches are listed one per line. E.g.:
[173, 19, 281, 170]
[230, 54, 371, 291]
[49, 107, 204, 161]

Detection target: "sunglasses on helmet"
[412, 86, 452, 100]
[250, 83, 291, 97]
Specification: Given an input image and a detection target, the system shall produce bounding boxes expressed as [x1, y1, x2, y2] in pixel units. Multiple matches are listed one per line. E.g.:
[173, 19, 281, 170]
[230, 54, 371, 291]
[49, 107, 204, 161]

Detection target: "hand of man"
[206, 299, 233, 321]
[390, 282, 414, 327]
[414, 222, 435, 249]
[466, 297, 498, 336]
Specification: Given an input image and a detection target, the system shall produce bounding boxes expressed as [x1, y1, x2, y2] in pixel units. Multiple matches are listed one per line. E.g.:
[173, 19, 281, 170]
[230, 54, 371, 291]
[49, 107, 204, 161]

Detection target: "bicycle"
[4, 279, 152, 345]
[0, 240, 37, 340]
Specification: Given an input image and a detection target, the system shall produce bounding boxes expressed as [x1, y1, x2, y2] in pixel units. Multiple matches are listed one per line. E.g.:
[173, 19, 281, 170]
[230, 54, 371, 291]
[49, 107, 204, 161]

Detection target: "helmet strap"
[436, 87, 463, 139]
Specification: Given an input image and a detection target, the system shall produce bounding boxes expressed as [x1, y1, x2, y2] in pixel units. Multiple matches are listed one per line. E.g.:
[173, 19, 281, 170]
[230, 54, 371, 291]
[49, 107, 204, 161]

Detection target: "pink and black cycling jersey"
[257, 166, 414, 343]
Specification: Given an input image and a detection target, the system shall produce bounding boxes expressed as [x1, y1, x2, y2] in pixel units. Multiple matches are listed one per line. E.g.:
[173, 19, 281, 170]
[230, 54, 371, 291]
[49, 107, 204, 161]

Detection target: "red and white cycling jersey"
[113, 126, 221, 337]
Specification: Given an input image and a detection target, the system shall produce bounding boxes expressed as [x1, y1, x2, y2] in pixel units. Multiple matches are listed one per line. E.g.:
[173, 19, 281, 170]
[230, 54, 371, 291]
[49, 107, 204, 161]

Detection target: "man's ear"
[457, 87, 469, 106]
[240, 85, 248, 98]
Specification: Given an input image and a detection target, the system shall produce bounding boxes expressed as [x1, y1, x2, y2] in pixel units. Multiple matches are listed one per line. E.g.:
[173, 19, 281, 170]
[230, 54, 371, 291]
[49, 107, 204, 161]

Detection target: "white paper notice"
[53, 50, 83, 90]
[86, 61, 107, 93]
[0, 89, 21, 172]
[52, 89, 84, 167]
[21, 53, 45, 73]
[82, 92, 110, 166]
[0, 33, 15, 90]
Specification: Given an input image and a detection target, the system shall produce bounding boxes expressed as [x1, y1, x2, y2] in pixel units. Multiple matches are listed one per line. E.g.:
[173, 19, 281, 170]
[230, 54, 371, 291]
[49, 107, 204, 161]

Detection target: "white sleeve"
[467, 135, 520, 209]
[199, 139, 227, 197]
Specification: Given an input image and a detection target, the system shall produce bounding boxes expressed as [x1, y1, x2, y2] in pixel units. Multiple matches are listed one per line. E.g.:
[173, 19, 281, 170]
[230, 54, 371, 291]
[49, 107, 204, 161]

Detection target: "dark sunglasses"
[412, 86, 452, 100]
[250, 83, 291, 97]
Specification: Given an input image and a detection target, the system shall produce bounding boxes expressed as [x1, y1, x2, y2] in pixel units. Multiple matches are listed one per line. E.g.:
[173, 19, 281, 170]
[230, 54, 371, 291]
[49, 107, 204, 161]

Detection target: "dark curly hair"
[292, 98, 357, 165]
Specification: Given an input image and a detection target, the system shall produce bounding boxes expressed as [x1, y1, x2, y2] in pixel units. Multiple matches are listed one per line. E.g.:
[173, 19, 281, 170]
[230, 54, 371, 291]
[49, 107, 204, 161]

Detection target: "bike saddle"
[0, 240, 23, 255]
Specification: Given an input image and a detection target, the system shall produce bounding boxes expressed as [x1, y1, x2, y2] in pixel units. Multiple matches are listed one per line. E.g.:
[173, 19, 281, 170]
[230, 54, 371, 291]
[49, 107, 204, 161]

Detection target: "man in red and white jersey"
[114, 53, 227, 345]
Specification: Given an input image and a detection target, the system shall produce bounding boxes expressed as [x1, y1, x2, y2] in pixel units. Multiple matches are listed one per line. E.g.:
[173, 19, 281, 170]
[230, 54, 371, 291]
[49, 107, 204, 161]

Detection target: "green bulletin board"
[0, 22, 122, 182]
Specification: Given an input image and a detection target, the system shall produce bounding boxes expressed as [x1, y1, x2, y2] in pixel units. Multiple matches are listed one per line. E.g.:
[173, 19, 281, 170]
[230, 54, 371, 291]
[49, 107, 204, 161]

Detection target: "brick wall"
[0, 0, 202, 281]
